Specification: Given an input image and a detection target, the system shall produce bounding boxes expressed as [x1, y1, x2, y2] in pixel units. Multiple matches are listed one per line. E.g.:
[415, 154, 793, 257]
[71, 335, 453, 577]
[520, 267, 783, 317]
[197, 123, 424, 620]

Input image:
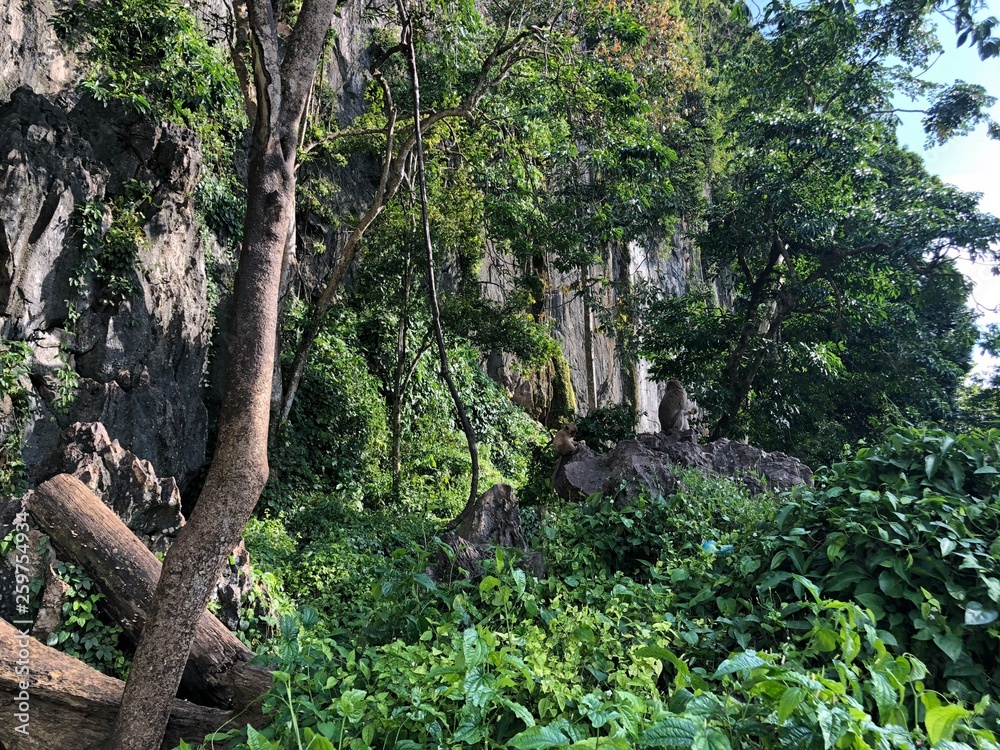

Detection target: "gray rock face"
[0, 87, 211, 488]
[553, 431, 813, 506]
[35, 422, 184, 553]
[482, 232, 724, 430]
[0, 0, 76, 101]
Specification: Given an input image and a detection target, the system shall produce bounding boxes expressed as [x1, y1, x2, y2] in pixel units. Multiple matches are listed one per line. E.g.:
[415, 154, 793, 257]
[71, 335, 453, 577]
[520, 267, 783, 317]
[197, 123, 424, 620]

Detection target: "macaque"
[552, 422, 584, 455]
[659, 380, 696, 432]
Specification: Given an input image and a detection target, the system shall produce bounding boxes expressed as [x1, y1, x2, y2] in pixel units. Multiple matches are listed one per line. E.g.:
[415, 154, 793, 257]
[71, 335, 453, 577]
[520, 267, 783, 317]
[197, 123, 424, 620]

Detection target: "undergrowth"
[201, 424, 1000, 750]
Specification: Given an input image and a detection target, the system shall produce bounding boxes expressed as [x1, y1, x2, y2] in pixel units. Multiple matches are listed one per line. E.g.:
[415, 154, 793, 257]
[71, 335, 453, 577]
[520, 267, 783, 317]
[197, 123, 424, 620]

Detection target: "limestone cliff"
[1, 10, 212, 489]
[0, 0, 711, 489]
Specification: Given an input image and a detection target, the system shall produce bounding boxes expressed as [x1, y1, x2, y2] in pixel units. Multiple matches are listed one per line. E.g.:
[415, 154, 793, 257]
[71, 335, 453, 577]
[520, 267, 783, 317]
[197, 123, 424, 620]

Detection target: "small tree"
[108, 0, 337, 746]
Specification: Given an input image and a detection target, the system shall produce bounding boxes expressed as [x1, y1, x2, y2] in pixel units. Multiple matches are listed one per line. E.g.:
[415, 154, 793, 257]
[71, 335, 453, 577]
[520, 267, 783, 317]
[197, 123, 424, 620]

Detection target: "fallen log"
[26, 474, 272, 714]
[0, 618, 237, 749]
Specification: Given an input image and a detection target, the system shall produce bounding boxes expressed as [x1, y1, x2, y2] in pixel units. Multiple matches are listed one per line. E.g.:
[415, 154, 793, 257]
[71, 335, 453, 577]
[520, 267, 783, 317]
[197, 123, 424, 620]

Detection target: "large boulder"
[553, 430, 812, 505]
[35, 422, 183, 554]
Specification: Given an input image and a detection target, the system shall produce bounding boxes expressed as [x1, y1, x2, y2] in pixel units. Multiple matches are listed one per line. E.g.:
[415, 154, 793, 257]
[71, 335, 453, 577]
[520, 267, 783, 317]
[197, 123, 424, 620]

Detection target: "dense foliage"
[193, 425, 1000, 750]
[639, 0, 1000, 462]
[17, 0, 1000, 748]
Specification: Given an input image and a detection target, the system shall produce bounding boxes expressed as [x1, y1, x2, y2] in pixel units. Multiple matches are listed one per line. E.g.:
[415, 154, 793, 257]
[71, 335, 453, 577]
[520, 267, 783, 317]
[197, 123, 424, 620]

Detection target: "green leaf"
[640, 716, 699, 747]
[869, 671, 898, 721]
[692, 728, 731, 750]
[855, 592, 885, 619]
[924, 704, 971, 745]
[463, 627, 488, 667]
[939, 538, 957, 556]
[464, 666, 494, 708]
[502, 698, 537, 727]
[304, 728, 336, 750]
[336, 688, 368, 724]
[983, 576, 1000, 603]
[508, 725, 571, 749]
[777, 687, 805, 724]
[634, 645, 676, 660]
[246, 726, 279, 750]
[933, 632, 964, 662]
[568, 741, 628, 750]
[413, 572, 437, 591]
[712, 650, 767, 678]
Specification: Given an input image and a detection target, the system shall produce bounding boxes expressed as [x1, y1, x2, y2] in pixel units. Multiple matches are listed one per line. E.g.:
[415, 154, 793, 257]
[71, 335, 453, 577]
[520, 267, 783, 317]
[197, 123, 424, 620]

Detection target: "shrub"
[536, 470, 775, 579]
[684, 425, 1000, 703]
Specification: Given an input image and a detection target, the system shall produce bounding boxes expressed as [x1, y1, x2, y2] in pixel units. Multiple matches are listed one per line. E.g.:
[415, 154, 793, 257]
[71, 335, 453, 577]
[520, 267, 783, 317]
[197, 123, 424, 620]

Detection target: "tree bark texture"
[0, 619, 235, 750]
[108, 1, 337, 747]
[27, 474, 271, 713]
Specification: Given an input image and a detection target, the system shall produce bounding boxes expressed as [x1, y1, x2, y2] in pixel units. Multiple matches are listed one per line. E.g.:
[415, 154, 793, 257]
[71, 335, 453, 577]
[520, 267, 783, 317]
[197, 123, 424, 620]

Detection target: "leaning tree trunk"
[0, 620, 235, 750]
[400, 0, 480, 512]
[28, 474, 271, 713]
[108, 1, 337, 747]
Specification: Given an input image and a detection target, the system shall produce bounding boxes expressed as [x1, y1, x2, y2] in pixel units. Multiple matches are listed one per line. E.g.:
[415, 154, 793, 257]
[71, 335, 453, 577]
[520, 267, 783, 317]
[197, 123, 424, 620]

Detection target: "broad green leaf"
[856, 592, 885, 619]
[939, 538, 957, 556]
[463, 627, 488, 667]
[983, 577, 1000, 603]
[640, 716, 699, 747]
[777, 687, 805, 723]
[635, 645, 676, 660]
[964, 601, 999, 625]
[464, 666, 494, 707]
[926, 454, 941, 479]
[692, 728, 731, 750]
[869, 671, 898, 721]
[568, 740, 628, 750]
[412, 572, 437, 591]
[513, 568, 527, 596]
[503, 698, 537, 727]
[712, 650, 767, 678]
[246, 726, 279, 750]
[933, 632, 964, 662]
[508, 725, 571, 749]
[924, 704, 971, 745]
[304, 728, 335, 750]
[336, 688, 367, 724]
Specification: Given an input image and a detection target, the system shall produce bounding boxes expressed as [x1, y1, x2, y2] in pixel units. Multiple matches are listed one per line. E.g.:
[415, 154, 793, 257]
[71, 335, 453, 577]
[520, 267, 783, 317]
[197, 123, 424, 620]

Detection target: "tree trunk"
[27, 474, 271, 713]
[400, 1, 480, 512]
[390, 253, 414, 498]
[108, 1, 337, 747]
[0, 619, 235, 750]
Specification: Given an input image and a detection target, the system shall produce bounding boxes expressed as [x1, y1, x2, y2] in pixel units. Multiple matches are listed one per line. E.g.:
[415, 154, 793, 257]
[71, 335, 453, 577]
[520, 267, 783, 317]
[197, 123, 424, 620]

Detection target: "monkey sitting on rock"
[658, 380, 698, 433]
[551, 422, 586, 489]
[552, 422, 585, 455]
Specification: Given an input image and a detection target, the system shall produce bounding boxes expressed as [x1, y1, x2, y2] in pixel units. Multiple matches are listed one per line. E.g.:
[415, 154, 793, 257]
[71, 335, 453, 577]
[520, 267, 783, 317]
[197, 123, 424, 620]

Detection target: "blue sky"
[893, 10, 1000, 377]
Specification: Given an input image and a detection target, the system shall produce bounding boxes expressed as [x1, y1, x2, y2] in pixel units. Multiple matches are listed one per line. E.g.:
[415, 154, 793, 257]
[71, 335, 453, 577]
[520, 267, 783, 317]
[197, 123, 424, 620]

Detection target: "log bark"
[0, 618, 235, 750]
[27, 474, 272, 714]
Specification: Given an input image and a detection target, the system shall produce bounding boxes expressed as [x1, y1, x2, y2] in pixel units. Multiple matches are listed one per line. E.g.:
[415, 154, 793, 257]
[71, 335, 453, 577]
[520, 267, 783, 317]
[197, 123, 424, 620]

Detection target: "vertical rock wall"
[0, 0, 75, 100]
[0, 2, 213, 490]
[482, 231, 703, 432]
